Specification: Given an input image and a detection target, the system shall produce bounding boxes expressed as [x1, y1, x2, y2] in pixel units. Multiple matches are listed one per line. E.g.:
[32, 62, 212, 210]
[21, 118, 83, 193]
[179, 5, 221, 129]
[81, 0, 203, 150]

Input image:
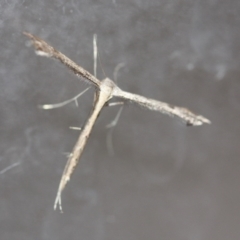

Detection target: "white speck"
[215, 64, 226, 80]
[186, 63, 194, 71]
[169, 50, 181, 59]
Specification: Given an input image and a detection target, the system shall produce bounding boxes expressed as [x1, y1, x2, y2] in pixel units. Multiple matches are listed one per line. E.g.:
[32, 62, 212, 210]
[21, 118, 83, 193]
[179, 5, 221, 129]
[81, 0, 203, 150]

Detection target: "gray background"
[0, 0, 239, 239]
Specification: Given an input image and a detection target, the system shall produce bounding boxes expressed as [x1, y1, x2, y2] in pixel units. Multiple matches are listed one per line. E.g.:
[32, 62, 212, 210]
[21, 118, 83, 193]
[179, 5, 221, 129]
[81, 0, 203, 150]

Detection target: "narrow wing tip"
[187, 115, 211, 126]
[203, 118, 211, 125]
[54, 192, 63, 213]
[23, 31, 37, 41]
[197, 115, 211, 126]
[23, 31, 31, 37]
[23, 31, 55, 57]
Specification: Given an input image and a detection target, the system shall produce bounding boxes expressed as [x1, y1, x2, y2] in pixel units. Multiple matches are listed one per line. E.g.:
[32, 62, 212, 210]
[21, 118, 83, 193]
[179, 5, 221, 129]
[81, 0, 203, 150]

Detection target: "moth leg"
[39, 87, 90, 110]
[105, 105, 124, 156]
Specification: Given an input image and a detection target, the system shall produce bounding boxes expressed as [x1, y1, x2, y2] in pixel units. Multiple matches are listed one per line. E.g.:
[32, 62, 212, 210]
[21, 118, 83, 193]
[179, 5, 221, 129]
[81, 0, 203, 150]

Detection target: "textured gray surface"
[0, 0, 240, 239]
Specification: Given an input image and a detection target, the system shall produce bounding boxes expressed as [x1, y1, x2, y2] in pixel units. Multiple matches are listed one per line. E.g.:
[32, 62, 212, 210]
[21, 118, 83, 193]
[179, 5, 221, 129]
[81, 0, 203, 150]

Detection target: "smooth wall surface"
[0, 1, 239, 239]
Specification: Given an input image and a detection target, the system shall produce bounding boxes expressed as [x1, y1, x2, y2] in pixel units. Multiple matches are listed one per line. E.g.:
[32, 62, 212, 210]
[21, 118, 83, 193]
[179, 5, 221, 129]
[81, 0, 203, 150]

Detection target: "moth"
[24, 32, 211, 211]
